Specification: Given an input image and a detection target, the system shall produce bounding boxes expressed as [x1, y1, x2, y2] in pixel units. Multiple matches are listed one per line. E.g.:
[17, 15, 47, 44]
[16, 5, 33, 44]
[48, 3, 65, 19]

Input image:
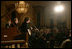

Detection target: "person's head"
[52, 27, 58, 33]
[14, 17, 18, 24]
[40, 29, 44, 33]
[46, 28, 51, 34]
[8, 19, 11, 25]
[24, 17, 30, 23]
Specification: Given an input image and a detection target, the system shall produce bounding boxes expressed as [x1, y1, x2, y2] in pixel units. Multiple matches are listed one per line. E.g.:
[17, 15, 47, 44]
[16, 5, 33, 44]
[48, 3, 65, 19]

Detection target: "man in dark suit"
[20, 17, 32, 47]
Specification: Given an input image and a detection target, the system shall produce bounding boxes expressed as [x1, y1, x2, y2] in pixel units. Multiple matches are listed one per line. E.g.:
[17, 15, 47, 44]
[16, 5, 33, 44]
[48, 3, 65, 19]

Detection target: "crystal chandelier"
[15, 1, 29, 14]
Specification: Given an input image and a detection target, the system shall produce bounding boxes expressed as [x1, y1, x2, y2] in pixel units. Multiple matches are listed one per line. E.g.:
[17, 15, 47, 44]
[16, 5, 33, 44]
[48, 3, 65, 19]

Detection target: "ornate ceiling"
[1, 1, 71, 7]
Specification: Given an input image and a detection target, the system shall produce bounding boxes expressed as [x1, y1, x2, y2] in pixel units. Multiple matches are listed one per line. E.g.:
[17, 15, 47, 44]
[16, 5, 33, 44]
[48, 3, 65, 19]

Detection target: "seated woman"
[5, 19, 14, 28]
[6, 17, 19, 29]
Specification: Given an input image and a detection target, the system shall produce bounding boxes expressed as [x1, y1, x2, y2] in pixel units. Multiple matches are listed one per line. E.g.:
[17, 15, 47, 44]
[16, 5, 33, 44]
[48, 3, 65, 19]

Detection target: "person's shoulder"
[23, 22, 27, 24]
[21, 22, 25, 25]
[6, 24, 9, 25]
[5, 24, 9, 28]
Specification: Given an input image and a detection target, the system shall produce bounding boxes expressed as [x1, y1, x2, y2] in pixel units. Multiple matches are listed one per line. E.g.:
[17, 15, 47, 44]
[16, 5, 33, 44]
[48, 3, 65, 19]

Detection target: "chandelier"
[15, 1, 29, 14]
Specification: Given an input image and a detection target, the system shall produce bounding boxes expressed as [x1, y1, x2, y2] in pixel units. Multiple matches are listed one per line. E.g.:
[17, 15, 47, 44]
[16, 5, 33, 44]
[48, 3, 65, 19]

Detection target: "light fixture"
[54, 5, 64, 13]
[15, 1, 29, 14]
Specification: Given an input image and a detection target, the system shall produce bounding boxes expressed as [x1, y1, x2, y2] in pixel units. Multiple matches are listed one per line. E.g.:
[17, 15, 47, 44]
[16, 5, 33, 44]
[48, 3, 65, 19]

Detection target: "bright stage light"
[54, 5, 64, 13]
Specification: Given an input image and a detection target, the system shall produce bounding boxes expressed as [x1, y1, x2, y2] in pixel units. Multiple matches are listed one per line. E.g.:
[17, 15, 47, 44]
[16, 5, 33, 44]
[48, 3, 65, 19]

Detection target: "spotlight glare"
[54, 5, 64, 12]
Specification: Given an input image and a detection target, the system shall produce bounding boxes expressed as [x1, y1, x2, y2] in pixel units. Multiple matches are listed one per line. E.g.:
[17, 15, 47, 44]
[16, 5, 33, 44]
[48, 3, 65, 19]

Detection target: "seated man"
[19, 17, 32, 47]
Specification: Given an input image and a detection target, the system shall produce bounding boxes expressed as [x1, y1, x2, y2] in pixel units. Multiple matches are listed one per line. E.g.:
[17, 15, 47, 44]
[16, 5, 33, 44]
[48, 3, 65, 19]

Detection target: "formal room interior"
[1, 1, 71, 48]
